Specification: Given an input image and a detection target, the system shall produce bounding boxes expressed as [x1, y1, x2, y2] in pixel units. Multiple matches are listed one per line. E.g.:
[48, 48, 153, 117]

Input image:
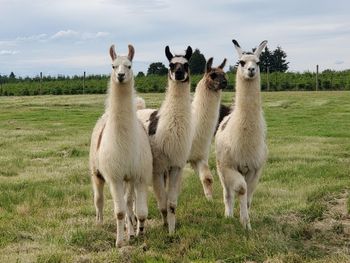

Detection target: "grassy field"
[0, 91, 349, 263]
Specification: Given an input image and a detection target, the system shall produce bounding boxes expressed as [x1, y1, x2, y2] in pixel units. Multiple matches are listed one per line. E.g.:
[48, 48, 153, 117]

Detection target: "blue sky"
[0, 0, 349, 77]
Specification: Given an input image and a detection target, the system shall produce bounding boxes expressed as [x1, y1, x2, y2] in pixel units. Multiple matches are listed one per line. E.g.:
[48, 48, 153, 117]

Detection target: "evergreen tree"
[136, 71, 145, 77]
[9, 72, 16, 79]
[147, 62, 168, 75]
[259, 46, 272, 73]
[271, 46, 289, 72]
[189, 49, 206, 74]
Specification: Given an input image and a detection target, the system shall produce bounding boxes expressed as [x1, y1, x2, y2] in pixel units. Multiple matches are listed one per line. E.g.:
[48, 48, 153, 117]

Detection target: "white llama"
[89, 44, 152, 247]
[215, 39, 268, 230]
[137, 45, 193, 234]
[189, 57, 228, 200]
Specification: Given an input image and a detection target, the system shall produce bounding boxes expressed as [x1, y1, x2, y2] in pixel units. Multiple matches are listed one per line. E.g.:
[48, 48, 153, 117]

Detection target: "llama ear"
[232, 39, 243, 58]
[165, 46, 173, 61]
[206, 57, 213, 73]
[128, 44, 135, 62]
[219, 58, 227, 69]
[254, 40, 268, 57]
[110, 45, 117, 61]
[185, 46, 193, 61]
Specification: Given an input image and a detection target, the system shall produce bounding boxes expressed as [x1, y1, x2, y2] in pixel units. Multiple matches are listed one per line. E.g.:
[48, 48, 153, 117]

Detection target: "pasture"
[0, 91, 349, 262]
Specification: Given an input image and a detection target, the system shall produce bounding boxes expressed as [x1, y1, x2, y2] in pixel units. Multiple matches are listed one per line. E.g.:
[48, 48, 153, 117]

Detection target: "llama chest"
[153, 112, 193, 167]
[98, 127, 139, 179]
[217, 115, 267, 170]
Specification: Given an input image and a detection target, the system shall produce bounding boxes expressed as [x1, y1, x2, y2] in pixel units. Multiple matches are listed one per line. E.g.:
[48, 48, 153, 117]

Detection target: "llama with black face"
[137, 45, 193, 234]
[215, 39, 268, 230]
[89, 44, 152, 247]
[189, 57, 228, 200]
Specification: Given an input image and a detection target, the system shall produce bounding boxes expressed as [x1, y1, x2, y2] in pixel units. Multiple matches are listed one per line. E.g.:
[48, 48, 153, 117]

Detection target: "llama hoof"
[205, 193, 213, 201]
[225, 210, 233, 218]
[116, 240, 127, 248]
[240, 217, 251, 231]
[137, 226, 145, 236]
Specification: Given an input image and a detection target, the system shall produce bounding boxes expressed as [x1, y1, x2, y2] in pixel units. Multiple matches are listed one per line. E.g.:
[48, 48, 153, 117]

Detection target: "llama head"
[109, 44, 135, 84]
[165, 45, 193, 82]
[204, 57, 228, 91]
[232, 39, 267, 80]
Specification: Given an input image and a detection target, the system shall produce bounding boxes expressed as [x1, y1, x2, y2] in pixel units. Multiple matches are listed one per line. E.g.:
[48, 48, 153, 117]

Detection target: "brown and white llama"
[189, 57, 228, 200]
[89, 44, 152, 247]
[137, 45, 193, 234]
[215, 39, 268, 230]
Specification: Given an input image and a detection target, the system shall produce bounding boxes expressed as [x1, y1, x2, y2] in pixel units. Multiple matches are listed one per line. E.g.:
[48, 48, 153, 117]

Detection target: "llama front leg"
[153, 171, 168, 226]
[231, 169, 251, 231]
[167, 166, 182, 234]
[125, 182, 136, 239]
[109, 179, 127, 248]
[216, 165, 234, 217]
[245, 168, 262, 210]
[134, 181, 148, 236]
[92, 172, 105, 224]
[194, 160, 214, 200]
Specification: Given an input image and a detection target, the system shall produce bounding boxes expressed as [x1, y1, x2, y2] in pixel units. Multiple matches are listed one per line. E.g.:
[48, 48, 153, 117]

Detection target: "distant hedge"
[0, 70, 349, 96]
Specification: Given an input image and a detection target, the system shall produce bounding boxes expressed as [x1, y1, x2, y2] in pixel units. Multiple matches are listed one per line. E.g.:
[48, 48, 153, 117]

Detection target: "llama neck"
[161, 78, 191, 112]
[234, 75, 262, 115]
[192, 78, 221, 125]
[106, 78, 136, 129]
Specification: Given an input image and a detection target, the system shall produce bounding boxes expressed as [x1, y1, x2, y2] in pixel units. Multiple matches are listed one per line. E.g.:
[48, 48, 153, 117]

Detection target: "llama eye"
[239, 61, 246, 67]
[128, 65, 131, 69]
[256, 62, 260, 66]
[210, 73, 217, 79]
[112, 65, 116, 69]
[169, 63, 175, 70]
[183, 63, 189, 71]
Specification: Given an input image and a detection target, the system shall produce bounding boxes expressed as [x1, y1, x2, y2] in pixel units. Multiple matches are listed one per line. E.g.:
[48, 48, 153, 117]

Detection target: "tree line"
[1, 46, 349, 95]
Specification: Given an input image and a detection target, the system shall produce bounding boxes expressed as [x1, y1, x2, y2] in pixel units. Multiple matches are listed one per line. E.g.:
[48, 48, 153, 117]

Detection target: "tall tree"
[259, 46, 272, 73]
[147, 62, 168, 75]
[258, 46, 289, 73]
[9, 72, 16, 79]
[189, 49, 206, 74]
[271, 46, 289, 72]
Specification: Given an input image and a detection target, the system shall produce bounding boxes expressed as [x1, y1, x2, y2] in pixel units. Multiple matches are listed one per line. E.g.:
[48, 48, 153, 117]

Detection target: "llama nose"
[118, 73, 125, 78]
[248, 67, 255, 73]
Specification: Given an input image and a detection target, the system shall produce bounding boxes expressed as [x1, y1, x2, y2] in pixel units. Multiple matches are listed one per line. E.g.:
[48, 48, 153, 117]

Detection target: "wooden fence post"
[316, 65, 319, 91]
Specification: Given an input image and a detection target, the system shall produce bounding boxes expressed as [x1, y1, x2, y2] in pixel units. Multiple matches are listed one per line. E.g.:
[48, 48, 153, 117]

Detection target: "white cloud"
[335, 60, 344, 65]
[0, 50, 19, 55]
[51, 30, 80, 40]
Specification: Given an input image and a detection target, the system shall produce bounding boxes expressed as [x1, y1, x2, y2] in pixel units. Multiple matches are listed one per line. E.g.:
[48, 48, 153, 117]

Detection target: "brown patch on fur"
[97, 123, 106, 150]
[238, 186, 246, 195]
[96, 170, 105, 182]
[169, 205, 176, 214]
[220, 116, 230, 132]
[117, 212, 125, 220]
[215, 104, 231, 134]
[148, 110, 159, 136]
[203, 177, 213, 187]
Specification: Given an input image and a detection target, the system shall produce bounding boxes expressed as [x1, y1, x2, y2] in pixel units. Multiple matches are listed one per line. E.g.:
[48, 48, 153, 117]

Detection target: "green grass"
[0, 92, 349, 262]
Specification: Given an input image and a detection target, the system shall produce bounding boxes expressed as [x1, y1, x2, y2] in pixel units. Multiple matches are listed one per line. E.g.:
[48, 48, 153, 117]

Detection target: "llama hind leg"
[167, 166, 182, 234]
[194, 160, 214, 200]
[92, 172, 105, 224]
[134, 181, 148, 236]
[109, 179, 127, 248]
[153, 172, 168, 226]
